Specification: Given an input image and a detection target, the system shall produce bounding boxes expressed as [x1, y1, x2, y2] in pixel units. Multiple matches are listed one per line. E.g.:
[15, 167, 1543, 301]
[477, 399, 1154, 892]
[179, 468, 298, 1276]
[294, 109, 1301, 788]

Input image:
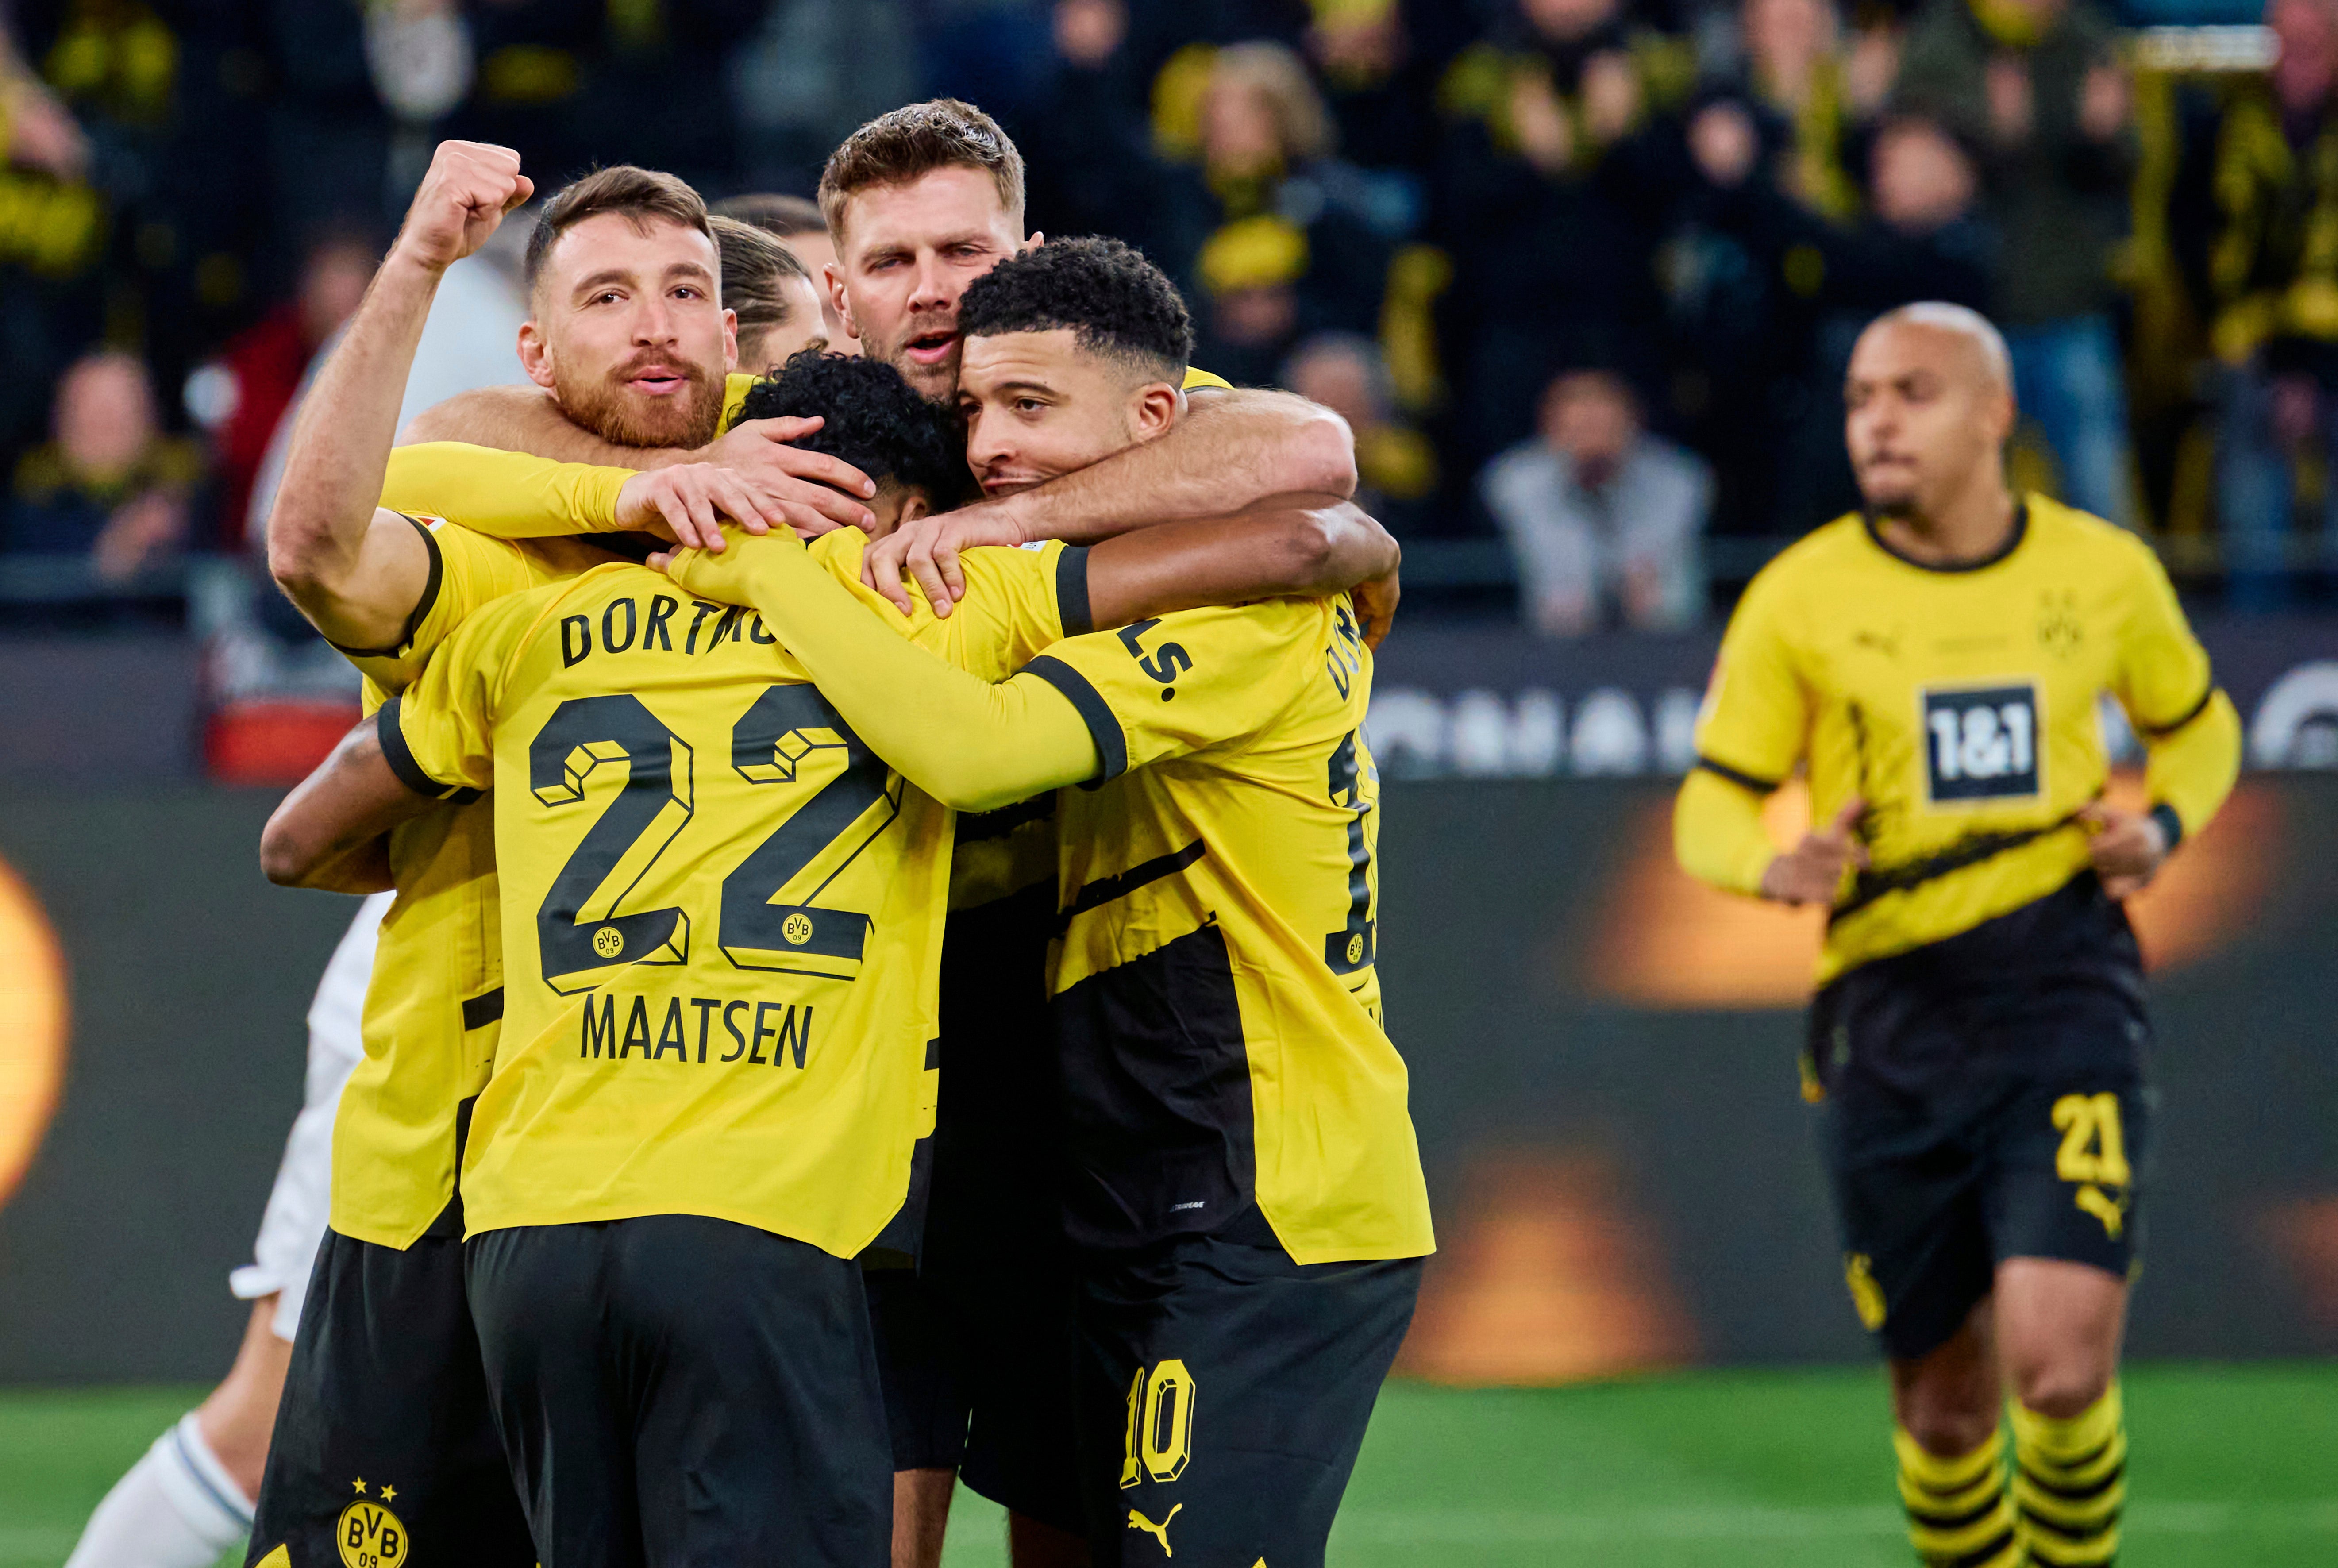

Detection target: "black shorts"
[863, 1264, 967, 1472]
[1814, 874, 2153, 1362]
[465, 1215, 890, 1568]
[1072, 1212, 1422, 1568]
[246, 1220, 532, 1568]
[861, 1251, 1086, 1532]
[880, 868, 1086, 1528]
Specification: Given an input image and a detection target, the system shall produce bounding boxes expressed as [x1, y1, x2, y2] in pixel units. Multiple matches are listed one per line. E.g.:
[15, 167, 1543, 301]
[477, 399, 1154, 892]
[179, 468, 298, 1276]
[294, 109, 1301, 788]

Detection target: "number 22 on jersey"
[527, 685, 899, 993]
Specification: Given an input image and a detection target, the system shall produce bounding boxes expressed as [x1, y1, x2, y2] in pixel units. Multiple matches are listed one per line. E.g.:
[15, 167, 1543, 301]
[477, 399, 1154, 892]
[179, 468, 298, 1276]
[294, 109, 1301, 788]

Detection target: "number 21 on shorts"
[2053, 1091, 2132, 1239]
[1121, 1360, 1196, 1487]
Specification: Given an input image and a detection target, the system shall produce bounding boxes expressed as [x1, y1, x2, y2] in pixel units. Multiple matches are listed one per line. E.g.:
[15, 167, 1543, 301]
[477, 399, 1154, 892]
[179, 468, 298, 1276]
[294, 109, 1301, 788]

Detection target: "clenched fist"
[391, 140, 533, 274]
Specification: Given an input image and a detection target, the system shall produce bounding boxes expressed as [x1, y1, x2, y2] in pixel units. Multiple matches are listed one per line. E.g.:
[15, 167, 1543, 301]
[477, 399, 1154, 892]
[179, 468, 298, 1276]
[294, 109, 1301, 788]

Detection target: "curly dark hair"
[955, 237, 1193, 380]
[738, 351, 977, 509]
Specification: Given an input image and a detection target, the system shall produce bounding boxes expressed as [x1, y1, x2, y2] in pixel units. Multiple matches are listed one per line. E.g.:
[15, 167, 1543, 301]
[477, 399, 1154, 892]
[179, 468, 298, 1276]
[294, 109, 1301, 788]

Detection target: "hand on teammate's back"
[1760, 798, 1868, 906]
[393, 141, 533, 274]
[686, 418, 878, 544]
[859, 505, 1025, 617]
[2076, 802, 2168, 899]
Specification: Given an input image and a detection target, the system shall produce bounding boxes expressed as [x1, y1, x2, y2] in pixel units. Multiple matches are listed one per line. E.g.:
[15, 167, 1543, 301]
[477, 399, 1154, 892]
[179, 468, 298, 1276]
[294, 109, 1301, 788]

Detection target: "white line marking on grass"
[1331, 1500, 2338, 1545]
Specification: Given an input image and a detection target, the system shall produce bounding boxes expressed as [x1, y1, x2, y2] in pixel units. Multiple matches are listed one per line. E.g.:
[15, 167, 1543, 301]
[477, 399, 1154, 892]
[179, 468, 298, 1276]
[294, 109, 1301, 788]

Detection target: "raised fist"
[392, 140, 532, 273]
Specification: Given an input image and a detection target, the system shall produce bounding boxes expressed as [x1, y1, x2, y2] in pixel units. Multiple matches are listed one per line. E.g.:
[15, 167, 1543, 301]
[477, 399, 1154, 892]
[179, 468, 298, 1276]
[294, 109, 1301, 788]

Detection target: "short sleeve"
[1693, 567, 1808, 790]
[1019, 599, 1322, 778]
[336, 517, 542, 696]
[379, 593, 535, 800]
[2112, 544, 2215, 736]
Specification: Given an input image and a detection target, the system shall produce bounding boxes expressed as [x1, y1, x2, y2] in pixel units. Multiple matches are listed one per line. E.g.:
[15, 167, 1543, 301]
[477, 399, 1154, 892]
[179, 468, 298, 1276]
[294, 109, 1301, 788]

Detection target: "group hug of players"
[64, 93, 2241, 1568]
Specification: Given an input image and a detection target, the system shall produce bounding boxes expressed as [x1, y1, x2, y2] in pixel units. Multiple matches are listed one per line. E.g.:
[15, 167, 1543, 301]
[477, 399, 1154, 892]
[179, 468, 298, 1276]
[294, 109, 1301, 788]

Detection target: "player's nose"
[632, 295, 679, 344]
[908, 255, 953, 310]
[965, 414, 1009, 473]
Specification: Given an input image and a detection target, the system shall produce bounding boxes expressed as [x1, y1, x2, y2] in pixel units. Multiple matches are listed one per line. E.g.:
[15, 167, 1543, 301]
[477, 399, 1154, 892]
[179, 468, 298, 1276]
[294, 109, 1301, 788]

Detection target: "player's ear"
[898, 490, 932, 525]
[721, 307, 739, 374]
[823, 262, 858, 341]
[517, 320, 557, 390]
[1129, 382, 1179, 443]
[1986, 381, 2018, 444]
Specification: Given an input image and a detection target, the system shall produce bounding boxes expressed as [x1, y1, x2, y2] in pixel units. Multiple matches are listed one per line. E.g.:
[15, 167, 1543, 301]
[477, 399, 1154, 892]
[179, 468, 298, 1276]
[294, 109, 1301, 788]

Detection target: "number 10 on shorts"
[1121, 1360, 1196, 1487]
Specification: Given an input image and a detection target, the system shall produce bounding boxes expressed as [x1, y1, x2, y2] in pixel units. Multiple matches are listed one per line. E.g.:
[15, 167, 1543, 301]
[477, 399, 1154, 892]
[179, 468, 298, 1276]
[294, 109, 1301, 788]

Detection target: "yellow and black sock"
[2011, 1383, 2126, 1566]
[1895, 1425, 2022, 1568]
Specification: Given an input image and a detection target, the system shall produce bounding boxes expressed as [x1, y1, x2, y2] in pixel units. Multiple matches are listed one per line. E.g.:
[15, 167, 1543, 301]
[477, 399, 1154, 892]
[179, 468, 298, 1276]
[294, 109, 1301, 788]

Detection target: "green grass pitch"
[4, 1364, 2332, 1567]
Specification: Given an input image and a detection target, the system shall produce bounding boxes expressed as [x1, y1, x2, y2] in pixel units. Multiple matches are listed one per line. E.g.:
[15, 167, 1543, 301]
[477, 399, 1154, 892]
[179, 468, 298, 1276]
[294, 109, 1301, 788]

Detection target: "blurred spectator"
[2195, 0, 2338, 609]
[448, 0, 601, 186]
[1725, 0, 1894, 220]
[1482, 367, 1711, 635]
[713, 191, 855, 349]
[1167, 41, 1392, 385]
[264, 0, 397, 251]
[1656, 0, 1890, 536]
[728, 0, 919, 196]
[709, 214, 826, 371]
[0, 54, 105, 471]
[1013, 0, 1164, 251]
[1688, 106, 1993, 523]
[1434, 0, 1689, 470]
[583, 0, 767, 193]
[1281, 331, 1439, 534]
[1302, 1, 1478, 181]
[1893, 0, 2136, 521]
[7, 350, 200, 580]
[185, 229, 378, 551]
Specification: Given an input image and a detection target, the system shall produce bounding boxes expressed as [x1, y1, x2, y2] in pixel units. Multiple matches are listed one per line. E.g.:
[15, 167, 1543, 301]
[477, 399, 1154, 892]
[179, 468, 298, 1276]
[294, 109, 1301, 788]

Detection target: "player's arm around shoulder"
[868, 496, 1400, 651]
[657, 533, 1102, 813]
[869, 385, 1358, 600]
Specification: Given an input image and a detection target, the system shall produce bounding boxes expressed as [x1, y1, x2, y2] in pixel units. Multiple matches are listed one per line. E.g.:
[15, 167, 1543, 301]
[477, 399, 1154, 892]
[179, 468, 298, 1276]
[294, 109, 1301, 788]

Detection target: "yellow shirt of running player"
[1686, 495, 2241, 985]
[328, 515, 620, 1248]
[1026, 596, 1434, 1266]
[382, 533, 1074, 1254]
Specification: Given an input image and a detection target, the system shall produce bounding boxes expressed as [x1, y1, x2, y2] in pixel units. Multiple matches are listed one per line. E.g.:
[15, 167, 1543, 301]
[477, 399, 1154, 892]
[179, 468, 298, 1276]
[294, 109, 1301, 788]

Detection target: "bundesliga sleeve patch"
[1922, 682, 2042, 803]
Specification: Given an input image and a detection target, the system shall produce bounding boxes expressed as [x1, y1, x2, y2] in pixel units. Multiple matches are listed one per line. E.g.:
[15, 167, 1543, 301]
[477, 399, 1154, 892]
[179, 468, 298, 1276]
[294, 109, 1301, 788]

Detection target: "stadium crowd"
[3, 0, 2335, 630]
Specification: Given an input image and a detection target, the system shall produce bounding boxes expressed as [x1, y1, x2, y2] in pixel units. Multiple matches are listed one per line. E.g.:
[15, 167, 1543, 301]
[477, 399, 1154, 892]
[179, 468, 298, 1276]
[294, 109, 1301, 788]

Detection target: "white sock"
[64, 1411, 253, 1568]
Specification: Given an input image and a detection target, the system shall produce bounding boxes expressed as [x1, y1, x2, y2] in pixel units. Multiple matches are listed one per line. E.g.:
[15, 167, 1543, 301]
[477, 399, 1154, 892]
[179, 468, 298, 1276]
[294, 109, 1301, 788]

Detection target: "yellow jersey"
[1683, 496, 2242, 984]
[334, 378, 760, 1244]
[327, 516, 621, 1245]
[1025, 597, 1434, 1265]
[382, 532, 1076, 1254]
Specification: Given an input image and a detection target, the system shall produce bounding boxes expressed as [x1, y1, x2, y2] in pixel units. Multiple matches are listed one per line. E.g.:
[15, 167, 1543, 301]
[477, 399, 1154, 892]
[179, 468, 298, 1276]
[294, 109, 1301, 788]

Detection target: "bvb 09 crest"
[337, 1495, 409, 1568]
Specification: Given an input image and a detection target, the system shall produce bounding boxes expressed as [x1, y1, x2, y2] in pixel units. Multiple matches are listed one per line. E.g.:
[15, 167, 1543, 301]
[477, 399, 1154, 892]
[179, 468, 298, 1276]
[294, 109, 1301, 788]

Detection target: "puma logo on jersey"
[1127, 1504, 1183, 1555]
[2075, 1183, 2125, 1240]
